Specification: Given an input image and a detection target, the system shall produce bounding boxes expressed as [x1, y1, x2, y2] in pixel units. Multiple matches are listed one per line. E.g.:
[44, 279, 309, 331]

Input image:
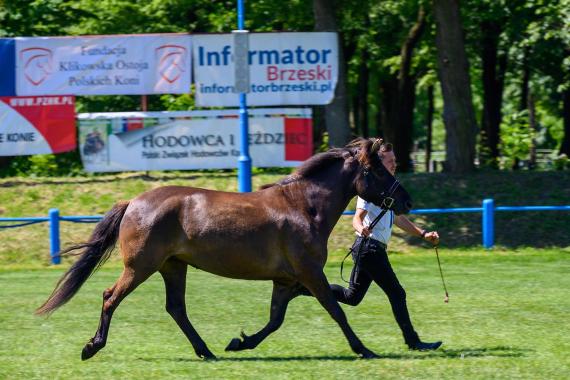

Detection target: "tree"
[382, 5, 426, 172]
[433, 0, 478, 172]
[313, 0, 351, 147]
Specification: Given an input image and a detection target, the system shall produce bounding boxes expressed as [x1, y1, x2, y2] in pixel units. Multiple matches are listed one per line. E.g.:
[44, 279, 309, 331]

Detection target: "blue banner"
[0, 39, 16, 96]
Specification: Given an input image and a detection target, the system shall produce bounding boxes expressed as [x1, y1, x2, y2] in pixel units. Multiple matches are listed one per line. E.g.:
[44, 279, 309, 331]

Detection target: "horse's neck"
[299, 162, 356, 236]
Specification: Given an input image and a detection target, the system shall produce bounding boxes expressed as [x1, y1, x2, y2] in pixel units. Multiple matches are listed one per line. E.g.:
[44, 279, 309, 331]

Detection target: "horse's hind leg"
[225, 281, 297, 352]
[299, 265, 379, 359]
[160, 258, 215, 360]
[81, 268, 151, 360]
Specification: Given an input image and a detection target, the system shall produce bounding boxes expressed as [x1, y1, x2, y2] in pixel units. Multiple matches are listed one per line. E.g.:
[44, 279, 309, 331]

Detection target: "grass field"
[1, 171, 569, 379]
[1, 249, 569, 379]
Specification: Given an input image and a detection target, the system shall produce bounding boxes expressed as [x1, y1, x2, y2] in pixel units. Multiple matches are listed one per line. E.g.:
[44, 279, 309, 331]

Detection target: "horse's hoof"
[408, 340, 442, 351]
[197, 348, 217, 360]
[358, 348, 380, 359]
[81, 342, 97, 361]
[225, 337, 242, 351]
[199, 352, 217, 360]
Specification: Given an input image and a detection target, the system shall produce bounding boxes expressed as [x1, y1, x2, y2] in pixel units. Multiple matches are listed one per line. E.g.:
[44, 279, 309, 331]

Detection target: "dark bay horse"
[36, 137, 412, 360]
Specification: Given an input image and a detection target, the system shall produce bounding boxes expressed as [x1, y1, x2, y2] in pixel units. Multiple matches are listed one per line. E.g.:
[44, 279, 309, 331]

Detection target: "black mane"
[294, 148, 349, 179]
[259, 138, 378, 190]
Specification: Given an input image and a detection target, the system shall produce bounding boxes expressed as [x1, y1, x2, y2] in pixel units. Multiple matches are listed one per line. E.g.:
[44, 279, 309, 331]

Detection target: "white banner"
[15, 34, 191, 96]
[78, 109, 313, 172]
[0, 96, 76, 156]
[194, 32, 338, 106]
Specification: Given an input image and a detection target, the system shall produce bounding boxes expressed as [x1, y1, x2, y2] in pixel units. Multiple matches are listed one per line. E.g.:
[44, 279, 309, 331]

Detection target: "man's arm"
[353, 208, 371, 237]
[394, 215, 440, 245]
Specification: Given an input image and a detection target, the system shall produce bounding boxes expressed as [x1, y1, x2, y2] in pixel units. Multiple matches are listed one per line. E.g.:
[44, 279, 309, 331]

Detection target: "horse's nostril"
[405, 201, 413, 210]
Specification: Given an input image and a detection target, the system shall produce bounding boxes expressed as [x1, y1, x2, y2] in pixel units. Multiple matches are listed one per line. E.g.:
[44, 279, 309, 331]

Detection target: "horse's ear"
[370, 138, 383, 155]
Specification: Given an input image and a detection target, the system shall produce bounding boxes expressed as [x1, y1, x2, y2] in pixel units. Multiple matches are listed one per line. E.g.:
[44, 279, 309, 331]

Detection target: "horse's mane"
[260, 137, 378, 190]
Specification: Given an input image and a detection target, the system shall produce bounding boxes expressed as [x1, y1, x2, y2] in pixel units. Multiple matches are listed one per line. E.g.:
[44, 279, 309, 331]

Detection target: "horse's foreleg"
[81, 268, 149, 360]
[159, 258, 215, 360]
[299, 267, 379, 359]
[225, 281, 297, 352]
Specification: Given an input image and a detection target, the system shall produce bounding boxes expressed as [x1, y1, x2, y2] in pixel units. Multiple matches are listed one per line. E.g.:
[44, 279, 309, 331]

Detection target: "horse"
[36, 137, 413, 360]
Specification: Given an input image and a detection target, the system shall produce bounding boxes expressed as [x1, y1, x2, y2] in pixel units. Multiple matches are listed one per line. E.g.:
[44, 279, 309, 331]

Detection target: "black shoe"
[408, 340, 442, 351]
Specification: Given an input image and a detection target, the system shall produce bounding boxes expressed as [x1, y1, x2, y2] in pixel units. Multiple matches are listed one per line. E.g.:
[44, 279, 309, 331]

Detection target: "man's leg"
[298, 260, 372, 306]
[330, 262, 373, 306]
[361, 248, 442, 351]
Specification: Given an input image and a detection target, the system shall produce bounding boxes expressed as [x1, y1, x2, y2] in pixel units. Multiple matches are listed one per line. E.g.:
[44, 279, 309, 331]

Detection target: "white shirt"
[355, 196, 394, 244]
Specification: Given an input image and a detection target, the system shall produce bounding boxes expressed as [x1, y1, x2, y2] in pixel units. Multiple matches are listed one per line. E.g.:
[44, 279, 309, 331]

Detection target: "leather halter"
[361, 166, 400, 212]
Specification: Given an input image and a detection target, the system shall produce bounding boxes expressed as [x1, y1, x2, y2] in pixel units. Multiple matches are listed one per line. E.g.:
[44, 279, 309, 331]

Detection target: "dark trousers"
[331, 237, 420, 345]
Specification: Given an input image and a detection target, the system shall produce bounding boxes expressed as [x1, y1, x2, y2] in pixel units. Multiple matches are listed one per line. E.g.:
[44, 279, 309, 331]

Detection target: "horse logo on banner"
[20, 47, 54, 86]
[155, 44, 187, 86]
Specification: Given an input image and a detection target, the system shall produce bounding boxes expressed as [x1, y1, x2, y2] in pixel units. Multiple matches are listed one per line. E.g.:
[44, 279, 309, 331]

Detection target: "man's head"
[378, 143, 396, 175]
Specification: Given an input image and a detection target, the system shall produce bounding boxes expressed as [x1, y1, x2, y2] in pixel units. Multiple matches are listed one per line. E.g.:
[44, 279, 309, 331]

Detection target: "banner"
[15, 34, 191, 96]
[194, 32, 338, 106]
[78, 108, 312, 172]
[0, 96, 76, 156]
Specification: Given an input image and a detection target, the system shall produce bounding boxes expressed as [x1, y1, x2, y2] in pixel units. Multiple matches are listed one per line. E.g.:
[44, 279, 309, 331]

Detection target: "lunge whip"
[434, 245, 449, 303]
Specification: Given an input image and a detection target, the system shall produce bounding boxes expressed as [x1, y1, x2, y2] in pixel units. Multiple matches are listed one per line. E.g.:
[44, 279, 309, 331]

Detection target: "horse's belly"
[174, 250, 289, 281]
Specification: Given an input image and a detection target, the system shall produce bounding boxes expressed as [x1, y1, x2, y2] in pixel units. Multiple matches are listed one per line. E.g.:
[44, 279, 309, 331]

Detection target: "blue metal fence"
[1, 199, 569, 264]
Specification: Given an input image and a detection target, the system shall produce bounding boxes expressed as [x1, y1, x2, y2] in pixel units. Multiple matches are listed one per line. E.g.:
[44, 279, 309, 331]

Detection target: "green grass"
[0, 249, 569, 379]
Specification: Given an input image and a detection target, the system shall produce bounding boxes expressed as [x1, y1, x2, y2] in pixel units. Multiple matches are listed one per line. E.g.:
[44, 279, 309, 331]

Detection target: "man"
[322, 141, 442, 351]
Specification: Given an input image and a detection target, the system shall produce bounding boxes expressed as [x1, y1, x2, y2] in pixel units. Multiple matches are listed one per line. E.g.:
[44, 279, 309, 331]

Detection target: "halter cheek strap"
[379, 180, 400, 210]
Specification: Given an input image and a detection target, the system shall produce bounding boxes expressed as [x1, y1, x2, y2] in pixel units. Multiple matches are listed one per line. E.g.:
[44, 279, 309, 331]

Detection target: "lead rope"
[340, 208, 389, 284]
[434, 245, 450, 303]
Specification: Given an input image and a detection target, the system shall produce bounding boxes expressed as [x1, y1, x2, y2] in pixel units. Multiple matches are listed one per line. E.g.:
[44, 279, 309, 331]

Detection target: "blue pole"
[237, 0, 251, 192]
[49, 208, 61, 264]
[482, 199, 494, 249]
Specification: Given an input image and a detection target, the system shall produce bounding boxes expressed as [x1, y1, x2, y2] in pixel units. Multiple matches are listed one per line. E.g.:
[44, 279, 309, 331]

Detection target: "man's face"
[381, 151, 397, 175]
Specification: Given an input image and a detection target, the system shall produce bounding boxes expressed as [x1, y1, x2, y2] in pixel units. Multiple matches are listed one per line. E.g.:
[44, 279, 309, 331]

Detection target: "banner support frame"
[236, 0, 251, 192]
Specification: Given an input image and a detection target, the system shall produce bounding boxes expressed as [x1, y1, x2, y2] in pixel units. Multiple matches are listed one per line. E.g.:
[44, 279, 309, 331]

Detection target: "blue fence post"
[49, 208, 61, 265]
[482, 199, 495, 249]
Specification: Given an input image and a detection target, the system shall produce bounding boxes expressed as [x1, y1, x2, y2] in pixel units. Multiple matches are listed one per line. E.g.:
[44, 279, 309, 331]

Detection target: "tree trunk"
[528, 88, 537, 169]
[515, 51, 530, 170]
[381, 77, 399, 144]
[433, 0, 478, 172]
[0, 157, 13, 171]
[480, 20, 506, 168]
[425, 85, 434, 172]
[382, 6, 426, 172]
[356, 48, 369, 137]
[313, 0, 351, 147]
[561, 88, 570, 156]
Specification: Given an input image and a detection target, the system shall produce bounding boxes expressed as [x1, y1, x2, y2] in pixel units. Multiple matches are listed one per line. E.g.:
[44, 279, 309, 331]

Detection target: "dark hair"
[379, 142, 393, 156]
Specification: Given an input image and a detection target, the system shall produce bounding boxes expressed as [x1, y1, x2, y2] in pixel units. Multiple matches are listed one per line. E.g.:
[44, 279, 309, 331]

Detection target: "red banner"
[0, 95, 76, 155]
[284, 118, 313, 161]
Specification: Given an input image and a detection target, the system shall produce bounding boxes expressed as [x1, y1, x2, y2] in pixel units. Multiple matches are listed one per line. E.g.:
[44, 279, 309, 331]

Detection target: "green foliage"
[159, 92, 196, 111]
[1, 0, 569, 176]
[499, 111, 532, 169]
[0, 151, 84, 177]
[553, 153, 570, 170]
[317, 131, 330, 153]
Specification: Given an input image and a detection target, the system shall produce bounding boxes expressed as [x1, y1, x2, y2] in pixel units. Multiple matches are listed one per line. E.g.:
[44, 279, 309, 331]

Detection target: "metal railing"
[1, 199, 569, 264]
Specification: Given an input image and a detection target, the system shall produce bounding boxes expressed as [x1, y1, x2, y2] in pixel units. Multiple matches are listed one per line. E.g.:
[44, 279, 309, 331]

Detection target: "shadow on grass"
[137, 355, 357, 363]
[137, 346, 528, 363]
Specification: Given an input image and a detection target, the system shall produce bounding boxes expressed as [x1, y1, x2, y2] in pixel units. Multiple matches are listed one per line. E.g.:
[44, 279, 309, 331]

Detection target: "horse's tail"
[35, 201, 130, 315]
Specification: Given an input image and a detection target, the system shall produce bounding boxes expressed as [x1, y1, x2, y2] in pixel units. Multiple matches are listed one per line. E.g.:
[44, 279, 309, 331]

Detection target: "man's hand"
[360, 226, 371, 237]
[423, 231, 440, 245]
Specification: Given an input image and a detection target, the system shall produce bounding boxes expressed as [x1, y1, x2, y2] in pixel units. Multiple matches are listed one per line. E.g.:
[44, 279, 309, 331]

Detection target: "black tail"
[36, 201, 130, 315]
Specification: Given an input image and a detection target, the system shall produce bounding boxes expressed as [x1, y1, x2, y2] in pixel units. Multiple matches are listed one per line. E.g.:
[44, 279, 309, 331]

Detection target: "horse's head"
[351, 138, 412, 215]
